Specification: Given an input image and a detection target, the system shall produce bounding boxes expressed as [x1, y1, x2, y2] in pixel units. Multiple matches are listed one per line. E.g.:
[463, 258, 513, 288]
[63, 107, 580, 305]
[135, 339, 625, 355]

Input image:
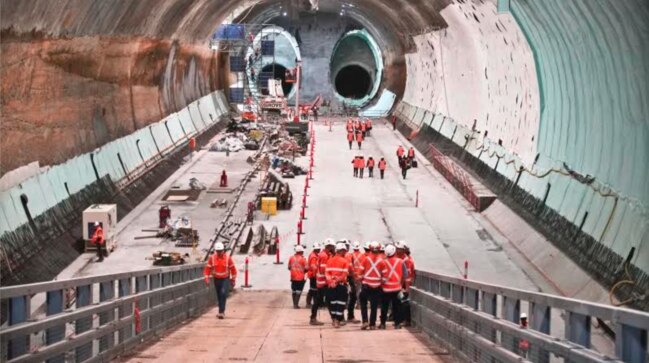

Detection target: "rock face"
[0, 32, 225, 174]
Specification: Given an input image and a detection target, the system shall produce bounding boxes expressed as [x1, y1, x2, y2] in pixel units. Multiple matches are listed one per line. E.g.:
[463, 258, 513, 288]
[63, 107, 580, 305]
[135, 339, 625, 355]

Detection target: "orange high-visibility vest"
[382, 256, 404, 292]
[367, 159, 375, 168]
[92, 226, 105, 245]
[325, 255, 350, 286]
[359, 158, 365, 168]
[204, 253, 237, 280]
[288, 254, 307, 281]
[189, 137, 196, 151]
[316, 250, 331, 288]
[360, 254, 386, 288]
[307, 251, 319, 278]
[352, 251, 364, 279]
[344, 252, 356, 278]
[356, 132, 363, 142]
[404, 255, 415, 285]
[397, 146, 405, 157]
[347, 132, 354, 141]
[378, 160, 387, 170]
[408, 148, 415, 158]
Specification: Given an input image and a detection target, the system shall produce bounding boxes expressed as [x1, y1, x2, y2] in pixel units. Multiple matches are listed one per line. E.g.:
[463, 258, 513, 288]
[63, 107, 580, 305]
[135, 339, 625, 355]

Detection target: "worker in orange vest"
[380, 244, 408, 329]
[288, 245, 308, 309]
[346, 119, 354, 133]
[189, 137, 196, 160]
[347, 130, 354, 150]
[220, 170, 228, 187]
[92, 221, 105, 262]
[366, 156, 375, 178]
[352, 156, 360, 177]
[350, 241, 364, 317]
[306, 242, 322, 307]
[396, 145, 405, 163]
[204, 242, 237, 319]
[343, 241, 360, 323]
[360, 121, 367, 138]
[407, 147, 415, 160]
[356, 131, 364, 150]
[310, 239, 335, 325]
[378, 158, 387, 179]
[397, 241, 415, 326]
[364, 118, 372, 137]
[358, 241, 387, 330]
[358, 156, 365, 178]
[326, 243, 351, 328]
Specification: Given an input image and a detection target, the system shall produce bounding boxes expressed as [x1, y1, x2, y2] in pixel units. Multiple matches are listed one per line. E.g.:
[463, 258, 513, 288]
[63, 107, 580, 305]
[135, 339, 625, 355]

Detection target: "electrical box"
[82, 204, 117, 251]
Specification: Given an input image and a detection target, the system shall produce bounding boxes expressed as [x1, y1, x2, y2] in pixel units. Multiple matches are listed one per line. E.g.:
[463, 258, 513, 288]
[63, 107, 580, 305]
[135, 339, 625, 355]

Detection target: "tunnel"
[260, 63, 293, 96]
[1, 1, 649, 356]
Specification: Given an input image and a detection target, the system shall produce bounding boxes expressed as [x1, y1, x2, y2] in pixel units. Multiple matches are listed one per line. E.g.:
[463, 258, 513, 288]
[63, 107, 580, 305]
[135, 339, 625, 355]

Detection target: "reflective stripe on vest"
[383, 258, 402, 292]
[210, 254, 230, 279]
[363, 257, 382, 288]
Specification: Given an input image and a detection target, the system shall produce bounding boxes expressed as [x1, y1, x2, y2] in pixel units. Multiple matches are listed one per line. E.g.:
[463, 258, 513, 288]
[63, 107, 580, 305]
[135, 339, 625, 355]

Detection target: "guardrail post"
[531, 303, 551, 363]
[136, 276, 149, 333]
[466, 288, 479, 310]
[481, 292, 497, 343]
[566, 311, 591, 348]
[502, 297, 521, 353]
[615, 322, 647, 363]
[46, 290, 65, 363]
[75, 285, 93, 362]
[99, 281, 116, 353]
[440, 282, 451, 299]
[118, 278, 133, 344]
[149, 274, 160, 329]
[451, 283, 463, 304]
[7, 295, 29, 360]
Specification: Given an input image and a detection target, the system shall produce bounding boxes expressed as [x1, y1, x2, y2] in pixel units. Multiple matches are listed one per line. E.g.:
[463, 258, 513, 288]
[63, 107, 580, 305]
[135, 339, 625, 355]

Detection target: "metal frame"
[412, 270, 649, 363]
[1, 264, 214, 363]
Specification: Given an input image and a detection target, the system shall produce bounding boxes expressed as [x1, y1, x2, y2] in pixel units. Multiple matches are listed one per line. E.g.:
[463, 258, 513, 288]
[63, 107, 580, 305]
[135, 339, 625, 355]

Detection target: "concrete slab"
[117, 291, 449, 363]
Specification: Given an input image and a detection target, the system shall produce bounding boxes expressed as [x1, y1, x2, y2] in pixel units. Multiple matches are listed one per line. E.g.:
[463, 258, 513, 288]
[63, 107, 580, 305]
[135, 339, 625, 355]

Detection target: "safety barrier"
[411, 270, 649, 363]
[0, 264, 213, 362]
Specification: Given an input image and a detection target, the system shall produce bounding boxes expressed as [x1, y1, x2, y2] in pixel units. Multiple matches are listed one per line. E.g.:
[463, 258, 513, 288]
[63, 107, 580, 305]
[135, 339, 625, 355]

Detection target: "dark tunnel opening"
[334, 65, 372, 99]
[260, 64, 293, 96]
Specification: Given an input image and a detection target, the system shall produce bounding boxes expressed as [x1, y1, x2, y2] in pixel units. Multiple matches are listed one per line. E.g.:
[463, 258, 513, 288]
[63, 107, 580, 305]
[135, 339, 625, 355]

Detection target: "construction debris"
[257, 171, 293, 210]
[150, 251, 189, 266]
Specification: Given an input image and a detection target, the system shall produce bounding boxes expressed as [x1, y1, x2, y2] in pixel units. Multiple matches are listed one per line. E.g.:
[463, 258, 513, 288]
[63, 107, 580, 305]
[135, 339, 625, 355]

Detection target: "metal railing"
[411, 270, 649, 363]
[1, 264, 213, 362]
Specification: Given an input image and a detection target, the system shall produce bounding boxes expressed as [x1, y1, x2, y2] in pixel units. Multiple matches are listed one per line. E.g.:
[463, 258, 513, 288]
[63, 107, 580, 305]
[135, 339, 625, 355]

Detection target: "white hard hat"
[313, 242, 322, 250]
[295, 245, 304, 253]
[214, 242, 225, 251]
[369, 241, 380, 250]
[363, 241, 371, 250]
[352, 241, 360, 250]
[395, 240, 407, 249]
[94, 221, 100, 226]
[520, 313, 528, 319]
[336, 242, 347, 251]
[385, 245, 396, 257]
[325, 238, 336, 247]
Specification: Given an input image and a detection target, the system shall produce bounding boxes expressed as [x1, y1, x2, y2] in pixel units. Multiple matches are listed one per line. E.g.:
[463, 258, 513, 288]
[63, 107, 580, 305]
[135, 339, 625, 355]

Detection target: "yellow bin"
[261, 197, 278, 216]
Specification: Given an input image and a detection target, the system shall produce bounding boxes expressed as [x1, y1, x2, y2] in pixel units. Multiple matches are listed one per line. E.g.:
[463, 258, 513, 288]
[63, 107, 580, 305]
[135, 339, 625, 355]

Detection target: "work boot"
[361, 322, 369, 330]
[217, 313, 224, 319]
[378, 324, 386, 330]
[338, 319, 347, 326]
[310, 318, 324, 326]
[333, 320, 340, 329]
[394, 323, 402, 329]
[292, 294, 299, 309]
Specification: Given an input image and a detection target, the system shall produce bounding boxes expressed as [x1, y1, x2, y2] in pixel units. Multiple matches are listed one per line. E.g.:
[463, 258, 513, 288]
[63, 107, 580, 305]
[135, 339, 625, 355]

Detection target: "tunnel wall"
[0, 91, 230, 285]
[396, 0, 649, 303]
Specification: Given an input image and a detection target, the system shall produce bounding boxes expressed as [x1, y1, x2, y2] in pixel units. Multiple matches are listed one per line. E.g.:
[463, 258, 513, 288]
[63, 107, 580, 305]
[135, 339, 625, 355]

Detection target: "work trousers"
[380, 170, 385, 179]
[357, 142, 362, 149]
[310, 287, 327, 319]
[291, 280, 306, 307]
[327, 284, 348, 321]
[368, 167, 374, 178]
[213, 278, 230, 314]
[359, 168, 364, 178]
[401, 168, 408, 180]
[306, 278, 317, 305]
[95, 243, 105, 261]
[347, 278, 357, 319]
[348, 141, 352, 149]
[360, 285, 382, 326]
[381, 291, 401, 326]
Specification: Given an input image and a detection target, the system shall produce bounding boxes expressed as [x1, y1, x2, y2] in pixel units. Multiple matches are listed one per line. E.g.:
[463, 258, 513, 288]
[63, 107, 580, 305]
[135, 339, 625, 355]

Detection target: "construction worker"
[365, 118, 372, 137]
[92, 221, 105, 262]
[351, 241, 364, 311]
[358, 241, 386, 330]
[204, 242, 237, 319]
[399, 156, 410, 180]
[366, 157, 375, 178]
[220, 170, 228, 187]
[289, 245, 308, 308]
[346, 119, 354, 133]
[344, 243, 360, 323]
[360, 120, 367, 138]
[407, 147, 415, 160]
[380, 244, 407, 329]
[398, 241, 415, 326]
[310, 239, 335, 325]
[396, 145, 405, 163]
[189, 137, 196, 160]
[306, 242, 322, 307]
[378, 158, 387, 179]
[352, 156, 359, 177]
[347, 130, 354, 149]
[326, 243, 351, 328]
[358, 156, 365, 178]
[356, 130, 364, 150]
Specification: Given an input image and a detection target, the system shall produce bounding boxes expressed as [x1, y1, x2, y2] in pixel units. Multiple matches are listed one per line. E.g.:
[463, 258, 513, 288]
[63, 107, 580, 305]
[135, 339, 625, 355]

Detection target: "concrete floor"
[118, 290, 450, 363]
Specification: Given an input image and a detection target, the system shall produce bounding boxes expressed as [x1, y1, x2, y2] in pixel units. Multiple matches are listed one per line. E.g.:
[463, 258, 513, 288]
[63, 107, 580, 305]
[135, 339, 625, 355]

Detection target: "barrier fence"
[411, 270, 649, 363]
[0, 264, 213, 363]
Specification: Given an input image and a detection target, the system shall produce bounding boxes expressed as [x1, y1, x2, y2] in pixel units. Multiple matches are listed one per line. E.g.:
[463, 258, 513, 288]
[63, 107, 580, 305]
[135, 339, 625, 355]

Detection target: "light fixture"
[283, 11, 287, 16]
